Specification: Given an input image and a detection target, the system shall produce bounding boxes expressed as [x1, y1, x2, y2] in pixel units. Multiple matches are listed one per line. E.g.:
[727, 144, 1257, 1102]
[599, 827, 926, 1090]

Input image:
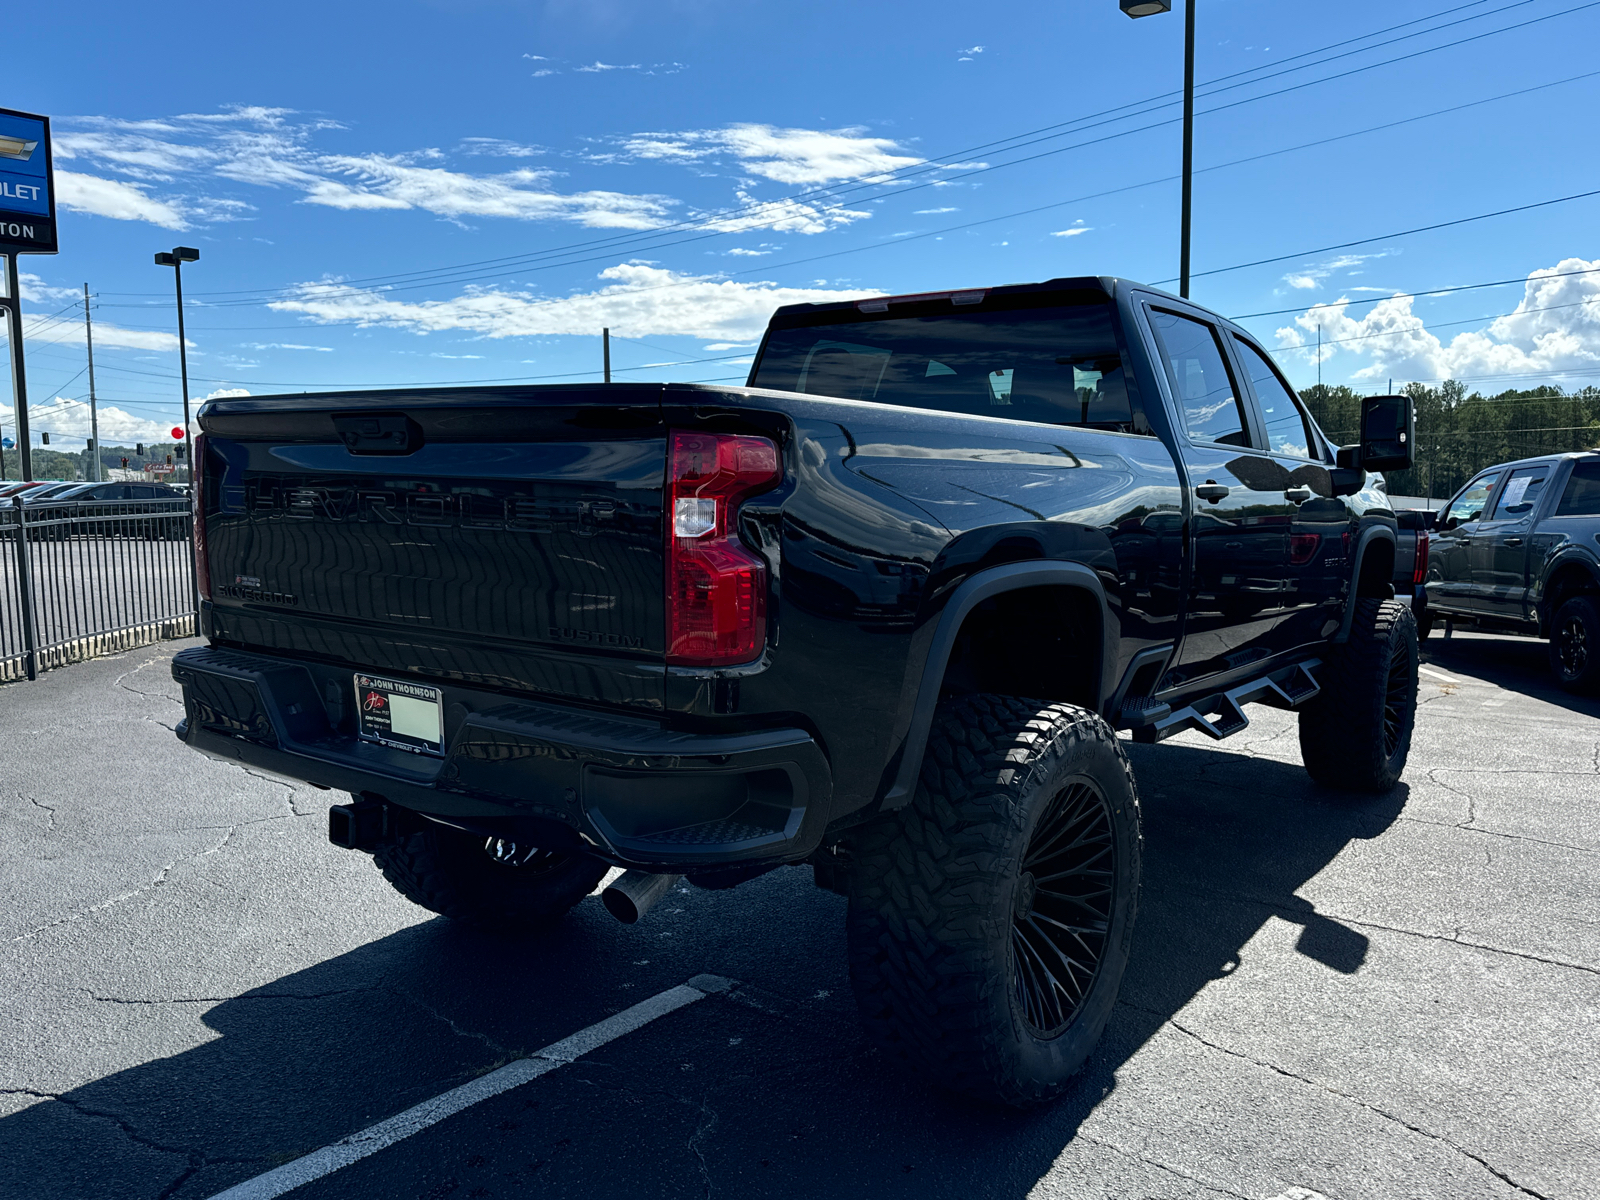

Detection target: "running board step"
[1130, 660, 1321, 745]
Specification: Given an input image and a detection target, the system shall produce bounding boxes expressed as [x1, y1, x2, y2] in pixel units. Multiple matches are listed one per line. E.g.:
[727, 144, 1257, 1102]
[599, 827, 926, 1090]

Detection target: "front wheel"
[846, 695, 1142, 1107]
[1549, 595, 1600, 694]
[372, 818, 608, 933]
[1299, 598, 1418, 792]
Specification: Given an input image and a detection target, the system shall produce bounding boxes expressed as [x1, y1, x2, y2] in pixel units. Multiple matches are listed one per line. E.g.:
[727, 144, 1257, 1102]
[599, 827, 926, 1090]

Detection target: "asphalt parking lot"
[1, 632, 1596, 1200]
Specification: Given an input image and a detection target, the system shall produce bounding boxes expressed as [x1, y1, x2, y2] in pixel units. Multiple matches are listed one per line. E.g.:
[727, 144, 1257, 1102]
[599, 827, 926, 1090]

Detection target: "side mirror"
[1358, 393, 1414, 472]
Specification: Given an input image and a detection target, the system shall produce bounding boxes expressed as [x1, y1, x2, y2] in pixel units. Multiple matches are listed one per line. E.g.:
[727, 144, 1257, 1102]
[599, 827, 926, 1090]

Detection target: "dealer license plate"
[354, 674, 444, 756]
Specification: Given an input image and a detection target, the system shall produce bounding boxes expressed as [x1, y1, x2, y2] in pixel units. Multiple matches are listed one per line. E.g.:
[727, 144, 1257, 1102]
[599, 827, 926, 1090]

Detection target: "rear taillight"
[1413, 529, 1429, 587]
[665, 430, 781, 667]
[192, 432, 211, 601]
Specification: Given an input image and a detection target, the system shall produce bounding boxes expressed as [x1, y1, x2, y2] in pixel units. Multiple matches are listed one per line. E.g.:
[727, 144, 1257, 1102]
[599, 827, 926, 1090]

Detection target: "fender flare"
[1536, 548, 1600, 615]
[879, 560, 1116, 810]
[1334, 524, 1397, 643]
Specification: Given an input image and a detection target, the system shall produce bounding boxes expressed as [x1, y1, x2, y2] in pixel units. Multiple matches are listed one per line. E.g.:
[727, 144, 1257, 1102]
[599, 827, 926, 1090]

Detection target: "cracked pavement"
[0, 632, 1596, 1200]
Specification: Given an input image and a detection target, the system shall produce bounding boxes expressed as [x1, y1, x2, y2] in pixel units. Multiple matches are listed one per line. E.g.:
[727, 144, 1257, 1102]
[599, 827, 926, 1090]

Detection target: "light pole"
[154, 246, 199, 471]
[1121, 0, 1195, 299]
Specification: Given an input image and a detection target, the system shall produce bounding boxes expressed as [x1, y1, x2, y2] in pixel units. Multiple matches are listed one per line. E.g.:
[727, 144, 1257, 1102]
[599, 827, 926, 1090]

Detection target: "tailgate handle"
[333, 413, 423, 455]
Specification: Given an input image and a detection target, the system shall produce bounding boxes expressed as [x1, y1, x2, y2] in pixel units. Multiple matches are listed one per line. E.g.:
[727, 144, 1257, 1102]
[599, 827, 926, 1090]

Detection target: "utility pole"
[1179, 0, 1195, 298]
[603, 327, 611, 384]
[3, 254, 33, 481]
[83, 283, 101, 481]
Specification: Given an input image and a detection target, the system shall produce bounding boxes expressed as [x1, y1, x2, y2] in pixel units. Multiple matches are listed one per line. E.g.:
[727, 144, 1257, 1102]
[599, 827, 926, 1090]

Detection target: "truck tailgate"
[199, 389, 668, 706]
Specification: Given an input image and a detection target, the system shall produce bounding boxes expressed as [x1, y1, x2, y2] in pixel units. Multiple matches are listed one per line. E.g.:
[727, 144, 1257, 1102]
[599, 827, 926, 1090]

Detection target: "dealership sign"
[0, 107, 56, 256]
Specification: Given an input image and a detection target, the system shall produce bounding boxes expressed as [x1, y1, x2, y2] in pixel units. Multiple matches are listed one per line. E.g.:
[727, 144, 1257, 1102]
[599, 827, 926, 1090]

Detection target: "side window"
[128, 485, 157, 499]
[1148, 309, 1251, 447]
[1445, 474, 1499, 527]
[1556, 460, 1600, 516]
[1489, 466, 1549, 520]
[1234, 338, 1317, 459]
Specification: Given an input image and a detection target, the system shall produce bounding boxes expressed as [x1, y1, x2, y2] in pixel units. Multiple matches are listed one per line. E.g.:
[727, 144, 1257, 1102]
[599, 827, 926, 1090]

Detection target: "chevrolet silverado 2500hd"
[172, 276, 1419, 1105]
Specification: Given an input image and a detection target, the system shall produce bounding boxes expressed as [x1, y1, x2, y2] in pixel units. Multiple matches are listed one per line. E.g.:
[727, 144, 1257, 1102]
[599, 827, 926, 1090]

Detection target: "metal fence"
[1, 497, 197, 683]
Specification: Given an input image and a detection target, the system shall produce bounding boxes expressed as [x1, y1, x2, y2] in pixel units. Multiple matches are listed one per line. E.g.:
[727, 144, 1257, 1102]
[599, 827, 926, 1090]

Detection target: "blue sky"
[5, 0, 1599, 451]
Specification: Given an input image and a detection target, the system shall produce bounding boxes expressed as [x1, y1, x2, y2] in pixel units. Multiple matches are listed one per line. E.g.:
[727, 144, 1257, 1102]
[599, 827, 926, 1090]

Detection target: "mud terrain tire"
[1299, 598, 1418, 792]
[846, 695, 1141, 1107]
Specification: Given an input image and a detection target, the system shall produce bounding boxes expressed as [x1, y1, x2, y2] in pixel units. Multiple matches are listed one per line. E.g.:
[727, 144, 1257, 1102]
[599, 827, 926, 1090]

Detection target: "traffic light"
[136, 443, 145, 456]
[120, 457, 129, 468]
[41, 432, 49, 445]
[166, 454, 173, 466]
[175, 444, 187, 460]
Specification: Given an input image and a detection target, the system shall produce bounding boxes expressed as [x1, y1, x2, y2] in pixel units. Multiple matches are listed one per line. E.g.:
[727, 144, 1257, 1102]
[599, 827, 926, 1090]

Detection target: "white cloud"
[204, 388, 252, 400]
[915, 207, 958, 215]
[576, 61, 640, 72]
[1276, 257, 1600, 384]
[1277, 251, 1393, 293]
[53, 106, 680, 233]
[1050, 222, 1092, 238]
[22, 310, 182, 354]
[242, 342, 333, 352]
[961, 45, 985, 54]
[53, 170, 190, 229]
[267, 262, 884, 343]
[459, 138, 545, 157]
[698, 190, 869, 236]
[18, 273, 82, 304]
[1, 399, 185, 446]
[703, 342, 757, 351]
[305, 155, 675, 228]
[726, 247, 771, 257]
[621, 123, 922, 185]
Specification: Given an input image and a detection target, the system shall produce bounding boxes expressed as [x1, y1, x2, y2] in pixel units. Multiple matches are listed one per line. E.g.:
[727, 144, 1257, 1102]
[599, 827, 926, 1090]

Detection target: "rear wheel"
[1549, 595, 1600, 694]
[1299, 598, 1418, 792]
[846, 695, 1141, 1107]
[373, 819, 608, 933]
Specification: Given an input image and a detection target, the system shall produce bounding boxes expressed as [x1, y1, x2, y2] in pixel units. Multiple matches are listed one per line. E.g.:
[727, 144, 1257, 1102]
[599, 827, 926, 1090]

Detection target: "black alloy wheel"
[1549, 596, 1600, 694]
[1011, 781, 1114, 1037]
[1556, 613, 1588, 677]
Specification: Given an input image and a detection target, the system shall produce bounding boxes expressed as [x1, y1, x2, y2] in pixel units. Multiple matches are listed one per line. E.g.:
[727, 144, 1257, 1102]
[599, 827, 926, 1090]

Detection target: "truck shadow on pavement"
[2, 743, 1407, 1200]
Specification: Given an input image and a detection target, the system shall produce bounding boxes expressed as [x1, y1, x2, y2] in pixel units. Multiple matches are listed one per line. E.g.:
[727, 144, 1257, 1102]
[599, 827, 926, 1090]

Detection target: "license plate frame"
[354, 673, 445, 756]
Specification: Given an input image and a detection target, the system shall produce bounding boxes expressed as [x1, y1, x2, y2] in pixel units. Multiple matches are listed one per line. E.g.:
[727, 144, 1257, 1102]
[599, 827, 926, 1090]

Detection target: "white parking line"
[207, 975, 734, 1200]
[1418, 665, 1461, 684]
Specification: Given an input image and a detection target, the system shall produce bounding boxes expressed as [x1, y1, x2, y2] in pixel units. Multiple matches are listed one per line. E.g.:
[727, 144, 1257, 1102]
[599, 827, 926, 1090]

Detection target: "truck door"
[1226, 333, 1348, 650]
[1144, 307, 1296, 684]
[1472, 463, 1552, 621]
[1430, 471, 1502, 613]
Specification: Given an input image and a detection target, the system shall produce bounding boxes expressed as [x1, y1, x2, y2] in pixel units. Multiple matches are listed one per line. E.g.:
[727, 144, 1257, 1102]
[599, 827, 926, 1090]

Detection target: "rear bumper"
[171, 645, 832, 870]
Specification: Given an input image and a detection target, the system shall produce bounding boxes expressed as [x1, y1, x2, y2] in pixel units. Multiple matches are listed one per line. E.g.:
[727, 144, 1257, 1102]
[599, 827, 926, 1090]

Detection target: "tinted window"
[128, 485, 157, 499]
[1556, 460, 1600, 516]
[1489, 466, 1549, 520]
[1148, 310, 1250, 447]
[750, 303, 1140, 431]
[1235, 339, 1316, 459]
[1446, 475, 1499, 526]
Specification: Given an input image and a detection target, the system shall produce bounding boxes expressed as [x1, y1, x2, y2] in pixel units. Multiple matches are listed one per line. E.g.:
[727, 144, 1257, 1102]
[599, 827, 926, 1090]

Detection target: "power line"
[92, 0, 1598, 310]
[1231, 264, 1600, 321]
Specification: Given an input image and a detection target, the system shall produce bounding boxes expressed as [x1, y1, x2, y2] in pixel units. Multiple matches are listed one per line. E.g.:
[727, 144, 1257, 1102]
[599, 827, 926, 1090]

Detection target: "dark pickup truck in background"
[171, 275, 1419, 1105]
[1423, 451, 1600, 691]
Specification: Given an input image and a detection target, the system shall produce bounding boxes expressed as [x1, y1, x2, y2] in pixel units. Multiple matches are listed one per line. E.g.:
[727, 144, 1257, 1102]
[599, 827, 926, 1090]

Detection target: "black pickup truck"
[1423, 451, 1600, 691]
[171, 276, 1418, 1105]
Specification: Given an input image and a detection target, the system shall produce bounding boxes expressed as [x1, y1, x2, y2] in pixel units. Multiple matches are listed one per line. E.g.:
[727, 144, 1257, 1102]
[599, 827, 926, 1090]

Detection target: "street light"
[154, 246, 199, 478]
[1122, 0, 1195, 299]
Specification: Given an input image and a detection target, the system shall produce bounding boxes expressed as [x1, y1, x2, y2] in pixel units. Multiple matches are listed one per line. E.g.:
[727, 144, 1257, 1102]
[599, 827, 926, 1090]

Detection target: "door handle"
[1285, 486, 1313, 504]
[1195, 483, 1230, 502]
[1504, 537, 1523, 547]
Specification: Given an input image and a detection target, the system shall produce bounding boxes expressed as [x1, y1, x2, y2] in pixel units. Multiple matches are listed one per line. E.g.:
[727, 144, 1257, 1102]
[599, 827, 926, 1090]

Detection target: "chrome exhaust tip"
[601, 870, 683, 924]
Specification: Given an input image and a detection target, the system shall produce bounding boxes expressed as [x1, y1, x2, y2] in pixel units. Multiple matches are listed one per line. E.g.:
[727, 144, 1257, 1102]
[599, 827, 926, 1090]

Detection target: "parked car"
[1424, 451, 1600, 691]
[5, 480, 74, 501]
[171, 274, 1419, 1105]
[32, 481, 188, 539]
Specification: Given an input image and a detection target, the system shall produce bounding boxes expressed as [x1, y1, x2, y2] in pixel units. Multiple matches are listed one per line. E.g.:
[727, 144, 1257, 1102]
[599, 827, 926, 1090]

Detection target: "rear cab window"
[1146, 309, 1252, 447]
[1488, 465, 1551, 520]
[1556, 459, 1600, 516]
[749, 297, 1148, 433]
